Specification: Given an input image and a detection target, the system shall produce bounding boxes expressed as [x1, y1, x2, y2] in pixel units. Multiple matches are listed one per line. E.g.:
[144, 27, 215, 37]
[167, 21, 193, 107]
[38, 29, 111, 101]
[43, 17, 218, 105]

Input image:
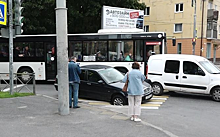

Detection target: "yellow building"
[141, 0, 220, 61]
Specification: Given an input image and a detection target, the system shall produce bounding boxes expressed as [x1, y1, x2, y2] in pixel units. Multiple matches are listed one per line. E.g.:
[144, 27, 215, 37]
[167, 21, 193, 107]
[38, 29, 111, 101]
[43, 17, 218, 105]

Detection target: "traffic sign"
[0, 1, 7, 26]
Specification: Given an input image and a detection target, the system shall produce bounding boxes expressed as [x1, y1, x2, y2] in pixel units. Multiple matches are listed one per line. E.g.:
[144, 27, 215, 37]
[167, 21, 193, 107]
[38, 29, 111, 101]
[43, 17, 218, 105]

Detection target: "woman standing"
[122, 62, 146, 122]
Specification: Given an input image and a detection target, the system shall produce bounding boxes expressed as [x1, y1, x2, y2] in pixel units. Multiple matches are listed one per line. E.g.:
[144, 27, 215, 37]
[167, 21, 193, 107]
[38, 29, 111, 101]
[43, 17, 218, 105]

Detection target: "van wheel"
[152, 83, 163, 95]
[211, 87, 220, 102]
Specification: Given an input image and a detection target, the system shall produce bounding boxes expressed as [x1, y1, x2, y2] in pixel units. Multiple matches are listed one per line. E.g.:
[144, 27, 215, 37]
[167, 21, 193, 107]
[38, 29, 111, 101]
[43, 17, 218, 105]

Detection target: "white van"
[147, 54, 220, 102]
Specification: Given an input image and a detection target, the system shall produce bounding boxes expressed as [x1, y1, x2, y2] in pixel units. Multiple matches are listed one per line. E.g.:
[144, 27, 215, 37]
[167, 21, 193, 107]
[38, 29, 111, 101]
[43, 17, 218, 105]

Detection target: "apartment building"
[141, 0, 220, 61]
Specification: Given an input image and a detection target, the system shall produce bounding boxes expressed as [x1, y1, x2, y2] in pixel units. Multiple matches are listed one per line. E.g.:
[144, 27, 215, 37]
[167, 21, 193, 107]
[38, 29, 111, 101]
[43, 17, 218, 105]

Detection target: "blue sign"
[0, 1, 7, 25]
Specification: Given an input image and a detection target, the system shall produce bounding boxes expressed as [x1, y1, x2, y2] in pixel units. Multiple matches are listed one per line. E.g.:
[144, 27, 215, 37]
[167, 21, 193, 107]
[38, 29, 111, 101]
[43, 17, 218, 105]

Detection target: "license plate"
[145, 94, 152, 99]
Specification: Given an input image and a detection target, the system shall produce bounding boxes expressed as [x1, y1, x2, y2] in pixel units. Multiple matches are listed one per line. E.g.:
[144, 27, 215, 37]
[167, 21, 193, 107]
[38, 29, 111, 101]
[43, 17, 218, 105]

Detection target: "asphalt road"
[1, 84, 219, 137]
[35, 84, 220, 137]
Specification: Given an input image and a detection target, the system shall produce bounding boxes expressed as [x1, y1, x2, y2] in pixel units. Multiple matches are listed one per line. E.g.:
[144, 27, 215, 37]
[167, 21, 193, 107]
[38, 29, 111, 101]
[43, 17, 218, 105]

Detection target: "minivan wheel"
[111, 95, 126, 106]
[211, 87, 220, 102]
[152, 83, 163, 95]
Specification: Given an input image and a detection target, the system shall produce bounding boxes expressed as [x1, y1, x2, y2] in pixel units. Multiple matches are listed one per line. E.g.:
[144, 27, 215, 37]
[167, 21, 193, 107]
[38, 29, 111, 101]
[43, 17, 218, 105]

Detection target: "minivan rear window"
[164, 60, 180, 74]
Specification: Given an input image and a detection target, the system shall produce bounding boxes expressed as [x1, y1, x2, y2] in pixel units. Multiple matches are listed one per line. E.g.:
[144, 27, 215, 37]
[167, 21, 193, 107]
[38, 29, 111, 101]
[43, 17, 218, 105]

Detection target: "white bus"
[0, 31, 166, 82]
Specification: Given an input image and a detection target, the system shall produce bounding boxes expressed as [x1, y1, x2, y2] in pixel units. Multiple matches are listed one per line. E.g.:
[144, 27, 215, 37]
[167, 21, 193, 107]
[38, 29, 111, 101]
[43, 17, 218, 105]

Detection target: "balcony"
[207, 9, 219, 20]
[206, 20, 217, 39]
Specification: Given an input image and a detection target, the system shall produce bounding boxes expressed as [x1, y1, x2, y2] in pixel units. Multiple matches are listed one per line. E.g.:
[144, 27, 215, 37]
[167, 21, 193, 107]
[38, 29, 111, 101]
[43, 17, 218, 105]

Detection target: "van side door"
[163, 60, 181, 91]
[180, 61, 209, 93]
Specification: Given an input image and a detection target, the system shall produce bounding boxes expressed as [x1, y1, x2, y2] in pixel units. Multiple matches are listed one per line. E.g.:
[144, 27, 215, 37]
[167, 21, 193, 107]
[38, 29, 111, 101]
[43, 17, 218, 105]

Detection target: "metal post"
[8, 0, 14, 95]
[33, 73, 36, 95]
[200, 0, 205, 56]
[55, 0, 69, 115]
[192, 0, 197, 55]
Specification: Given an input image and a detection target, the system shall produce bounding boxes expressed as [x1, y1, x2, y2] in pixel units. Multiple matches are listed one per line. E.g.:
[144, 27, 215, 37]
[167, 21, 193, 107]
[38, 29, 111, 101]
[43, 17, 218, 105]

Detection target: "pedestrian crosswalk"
[79, 95, 169, 109]
[141, 96, 168, 109]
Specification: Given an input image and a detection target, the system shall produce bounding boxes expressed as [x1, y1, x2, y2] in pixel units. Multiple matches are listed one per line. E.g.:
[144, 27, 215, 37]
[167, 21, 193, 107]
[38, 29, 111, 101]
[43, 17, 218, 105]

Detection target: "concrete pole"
[9, 0, 14, 95]
[55, 0, 69, 115]
[192, 0, 197, 55]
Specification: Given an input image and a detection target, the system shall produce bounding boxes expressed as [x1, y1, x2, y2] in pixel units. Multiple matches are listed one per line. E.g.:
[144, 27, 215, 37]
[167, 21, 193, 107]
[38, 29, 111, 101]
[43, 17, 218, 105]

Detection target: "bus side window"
[36, 42, 44, 57]
[0, 44, 9, 57]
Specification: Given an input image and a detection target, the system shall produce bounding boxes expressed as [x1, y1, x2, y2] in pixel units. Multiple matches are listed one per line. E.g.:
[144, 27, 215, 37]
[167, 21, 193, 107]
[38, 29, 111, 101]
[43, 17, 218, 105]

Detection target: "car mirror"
[98, 80, 104, 84]
[198, 71, 205, 76]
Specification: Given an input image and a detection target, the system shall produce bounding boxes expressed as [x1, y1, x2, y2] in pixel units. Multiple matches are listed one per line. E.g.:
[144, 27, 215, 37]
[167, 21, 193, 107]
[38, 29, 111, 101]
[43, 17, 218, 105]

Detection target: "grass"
[0, 91, 34, 98]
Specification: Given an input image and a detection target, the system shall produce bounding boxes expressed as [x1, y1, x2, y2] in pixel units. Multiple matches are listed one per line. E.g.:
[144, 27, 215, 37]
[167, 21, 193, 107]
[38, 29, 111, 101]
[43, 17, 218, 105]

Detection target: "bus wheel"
[152, 83, 163, 95]
[18, 68, 33, 83]
[211, 87, 220, 102]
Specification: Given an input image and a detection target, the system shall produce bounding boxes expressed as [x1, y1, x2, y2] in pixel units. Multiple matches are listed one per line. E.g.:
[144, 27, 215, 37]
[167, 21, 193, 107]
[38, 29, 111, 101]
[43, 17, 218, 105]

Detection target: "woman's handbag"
[122, 73, 129, 92]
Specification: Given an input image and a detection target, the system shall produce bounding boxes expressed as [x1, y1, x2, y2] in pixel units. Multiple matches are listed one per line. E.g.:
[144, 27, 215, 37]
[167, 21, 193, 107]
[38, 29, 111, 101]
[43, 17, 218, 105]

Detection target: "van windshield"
[199, 61, 220, 74]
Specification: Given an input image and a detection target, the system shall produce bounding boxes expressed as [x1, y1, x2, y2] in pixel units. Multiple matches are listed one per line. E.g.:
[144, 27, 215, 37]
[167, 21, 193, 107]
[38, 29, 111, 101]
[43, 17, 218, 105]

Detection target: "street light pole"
[56, 0, 69, 115]
[192, 0, 197, 55]
[200, 0, 205, 56]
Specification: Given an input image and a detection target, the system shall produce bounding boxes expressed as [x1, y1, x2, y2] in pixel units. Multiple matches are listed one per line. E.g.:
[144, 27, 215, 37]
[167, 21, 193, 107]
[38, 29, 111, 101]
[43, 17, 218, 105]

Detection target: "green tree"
[22, 0, 146, 34]
[67, 0, 146, 33]
[23, 0, 56, 34]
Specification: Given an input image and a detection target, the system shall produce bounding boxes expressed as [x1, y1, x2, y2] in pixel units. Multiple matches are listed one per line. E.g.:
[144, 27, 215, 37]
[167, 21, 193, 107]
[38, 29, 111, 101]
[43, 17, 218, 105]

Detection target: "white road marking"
[18, 106, 27, 109]
[142, 121, 178, 137]
[2, 84, 25, 92]
[151, 97, 167, 100]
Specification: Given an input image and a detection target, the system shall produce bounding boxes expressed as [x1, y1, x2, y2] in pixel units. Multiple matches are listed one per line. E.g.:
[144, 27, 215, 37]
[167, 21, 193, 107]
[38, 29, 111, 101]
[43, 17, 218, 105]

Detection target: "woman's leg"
[134, 95, 142, 121]
[128, 95, 135, 119]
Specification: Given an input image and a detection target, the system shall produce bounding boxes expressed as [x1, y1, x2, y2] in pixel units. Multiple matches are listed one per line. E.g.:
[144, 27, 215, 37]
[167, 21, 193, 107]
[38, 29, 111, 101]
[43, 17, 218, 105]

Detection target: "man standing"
[68, 56, 81, 108]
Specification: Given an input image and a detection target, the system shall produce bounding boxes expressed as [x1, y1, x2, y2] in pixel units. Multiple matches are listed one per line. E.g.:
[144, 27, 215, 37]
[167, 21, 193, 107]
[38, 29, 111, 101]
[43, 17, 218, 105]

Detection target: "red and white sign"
[146, 42, 161, 45]
[130, 12, 139, 19]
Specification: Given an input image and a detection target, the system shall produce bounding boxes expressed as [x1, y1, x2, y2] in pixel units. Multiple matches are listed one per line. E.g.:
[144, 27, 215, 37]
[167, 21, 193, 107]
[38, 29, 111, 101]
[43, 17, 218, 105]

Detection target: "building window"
[219, 25, 220, 34]
[145, 7, 150, 15]
[174, 24, 182, 32]
[206, 43, 211, 59]
[207, 22, 212, 30]
[144, 25, 149, 32]
[208, 1, 213, 9]
[213, 22, 217, 30]
[175, 3, 183, 12]
[177, 43, 182, 54]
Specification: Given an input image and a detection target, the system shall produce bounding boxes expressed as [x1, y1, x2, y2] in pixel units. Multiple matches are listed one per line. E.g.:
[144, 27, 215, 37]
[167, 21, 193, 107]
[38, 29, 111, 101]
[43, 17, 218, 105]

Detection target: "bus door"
[45, 43, 56, 80]
[144, 41, 162, 76]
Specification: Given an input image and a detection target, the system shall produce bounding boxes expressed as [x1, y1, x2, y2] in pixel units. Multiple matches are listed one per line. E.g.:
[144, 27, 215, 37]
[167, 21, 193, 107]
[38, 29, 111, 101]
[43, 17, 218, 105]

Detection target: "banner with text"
[101, 6, 144, 29]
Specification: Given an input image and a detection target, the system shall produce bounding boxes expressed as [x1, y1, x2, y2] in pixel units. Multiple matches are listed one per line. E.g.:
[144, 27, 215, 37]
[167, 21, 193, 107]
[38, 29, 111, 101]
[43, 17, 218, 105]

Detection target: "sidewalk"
[0, 94, 168, 137]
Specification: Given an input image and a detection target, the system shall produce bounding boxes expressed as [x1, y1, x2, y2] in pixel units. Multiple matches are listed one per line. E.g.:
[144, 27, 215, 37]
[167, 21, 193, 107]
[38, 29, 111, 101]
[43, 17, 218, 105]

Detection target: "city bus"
[0, 31, 166, 82]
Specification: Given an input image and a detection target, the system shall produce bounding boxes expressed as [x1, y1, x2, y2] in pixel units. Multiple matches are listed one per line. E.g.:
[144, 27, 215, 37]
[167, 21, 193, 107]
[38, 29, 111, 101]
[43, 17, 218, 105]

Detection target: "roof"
[97, 28, 144, 33]
[80, 65, 112, 71]
[149, 54, 208, 62]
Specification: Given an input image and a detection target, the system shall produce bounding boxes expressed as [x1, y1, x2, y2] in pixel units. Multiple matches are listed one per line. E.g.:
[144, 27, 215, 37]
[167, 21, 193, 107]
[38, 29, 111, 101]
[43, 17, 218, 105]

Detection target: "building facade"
[142, 0, 220, 61]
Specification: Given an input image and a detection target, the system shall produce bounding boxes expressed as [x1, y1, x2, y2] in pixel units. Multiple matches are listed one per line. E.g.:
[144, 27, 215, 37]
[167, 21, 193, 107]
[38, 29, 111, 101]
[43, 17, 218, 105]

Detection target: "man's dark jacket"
[68, 61, 81, 83]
